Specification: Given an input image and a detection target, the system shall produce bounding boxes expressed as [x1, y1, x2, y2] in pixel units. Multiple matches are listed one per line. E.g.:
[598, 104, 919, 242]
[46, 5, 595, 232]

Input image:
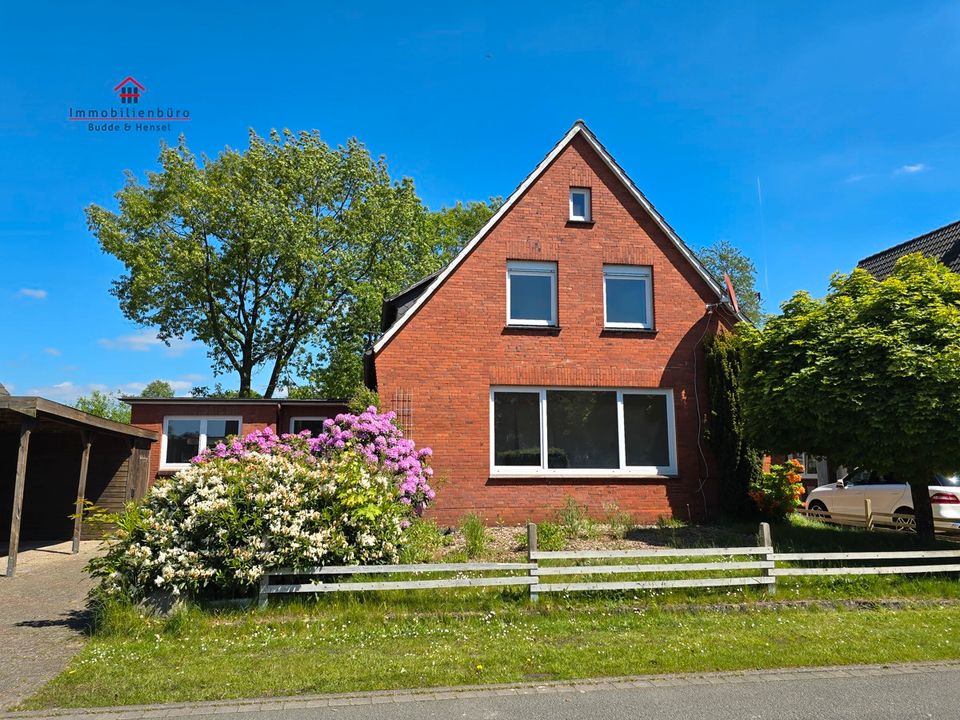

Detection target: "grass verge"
[25, 596, 960, 709]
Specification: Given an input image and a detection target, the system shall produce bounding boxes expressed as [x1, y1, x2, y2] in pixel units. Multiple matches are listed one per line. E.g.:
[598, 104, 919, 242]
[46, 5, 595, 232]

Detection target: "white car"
[805, 469, 960, 529]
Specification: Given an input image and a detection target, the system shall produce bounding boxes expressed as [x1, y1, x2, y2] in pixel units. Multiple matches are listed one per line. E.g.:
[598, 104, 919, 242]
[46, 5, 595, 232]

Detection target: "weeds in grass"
[537, 522, 567, 551]
[460, 513, 488, 559]
[603, 502, 634, 540]
[29, 597, 960, 709]
[556, 497, 597, 540]
[656, 514, 688, 529]
[399, 519, 445, 563]
[515, 522, 566, 552]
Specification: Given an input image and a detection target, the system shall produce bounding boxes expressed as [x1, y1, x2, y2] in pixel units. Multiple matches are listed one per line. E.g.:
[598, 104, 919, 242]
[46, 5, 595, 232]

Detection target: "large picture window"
[490, 387, 676, 476]
[162, 416, 241, 468]
[506, 261, 557, 326]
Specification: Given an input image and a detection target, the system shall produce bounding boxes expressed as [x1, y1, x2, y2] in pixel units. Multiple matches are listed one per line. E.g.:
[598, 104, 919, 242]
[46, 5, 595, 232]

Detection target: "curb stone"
[5, 661, 960, 720]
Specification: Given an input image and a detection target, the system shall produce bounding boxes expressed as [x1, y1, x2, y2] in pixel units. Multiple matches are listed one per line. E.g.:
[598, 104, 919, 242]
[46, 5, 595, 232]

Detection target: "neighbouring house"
[858, 219, 960, 279]
[365, 121, 745, 525]
[125, 397, 348, 480]
[1, 394, 158, 576]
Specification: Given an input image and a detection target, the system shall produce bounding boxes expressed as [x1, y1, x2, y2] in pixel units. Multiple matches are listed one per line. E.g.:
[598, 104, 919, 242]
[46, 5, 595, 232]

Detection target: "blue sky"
[3, 1, 960, 401]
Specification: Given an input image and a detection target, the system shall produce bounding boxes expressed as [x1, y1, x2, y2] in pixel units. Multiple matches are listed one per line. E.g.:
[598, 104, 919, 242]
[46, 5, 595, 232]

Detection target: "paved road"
[0, 541, 97, 711]
[6, 662, 959, 720]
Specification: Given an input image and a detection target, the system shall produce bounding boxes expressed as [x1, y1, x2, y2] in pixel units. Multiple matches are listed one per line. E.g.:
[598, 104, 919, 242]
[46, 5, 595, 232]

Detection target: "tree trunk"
[909, 479, 936, 546]
[238, 357, 253, 398]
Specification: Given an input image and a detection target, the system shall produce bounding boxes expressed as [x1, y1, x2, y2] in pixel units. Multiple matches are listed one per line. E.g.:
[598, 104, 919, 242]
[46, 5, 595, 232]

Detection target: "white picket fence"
[257, 522, 960, 606]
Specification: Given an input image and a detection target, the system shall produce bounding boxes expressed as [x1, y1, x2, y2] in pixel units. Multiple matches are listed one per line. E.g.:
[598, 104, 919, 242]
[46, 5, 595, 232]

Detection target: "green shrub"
[514, 522, 566, 551]
[536, 522, 566, 551]
[749, 459, 805, 520]
[460, 513, 488, 559]
[348, 385, 381, 414]
[398, 519, 445, 563]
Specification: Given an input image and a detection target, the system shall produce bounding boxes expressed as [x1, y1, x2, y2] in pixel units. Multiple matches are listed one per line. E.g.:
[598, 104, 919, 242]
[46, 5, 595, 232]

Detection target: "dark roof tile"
[858, 219, 960, 279]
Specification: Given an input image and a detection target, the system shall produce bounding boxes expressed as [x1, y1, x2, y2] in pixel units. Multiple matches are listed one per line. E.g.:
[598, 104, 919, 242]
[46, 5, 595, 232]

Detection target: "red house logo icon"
[113, 76, 145, 104]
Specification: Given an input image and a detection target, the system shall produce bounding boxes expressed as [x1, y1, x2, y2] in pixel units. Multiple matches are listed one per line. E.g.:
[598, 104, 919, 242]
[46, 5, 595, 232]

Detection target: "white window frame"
[789, 452, 820, 480]
[160, 416, 242, 470]
[506, 260, 558, 326]
[569, 187, 592, 222]
[289, 416, 328, 434]
[489, 386, 677, 477]
[603, 264, 654, 329]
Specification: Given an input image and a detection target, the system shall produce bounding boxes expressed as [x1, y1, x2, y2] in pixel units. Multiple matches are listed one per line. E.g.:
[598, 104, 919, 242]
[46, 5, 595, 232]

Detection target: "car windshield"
[936, 473, 960, 487]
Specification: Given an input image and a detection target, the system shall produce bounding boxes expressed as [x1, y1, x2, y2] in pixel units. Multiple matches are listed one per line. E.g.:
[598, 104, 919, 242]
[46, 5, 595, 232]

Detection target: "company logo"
[68, 76, 192, 133]
[114, 76, 144, 104]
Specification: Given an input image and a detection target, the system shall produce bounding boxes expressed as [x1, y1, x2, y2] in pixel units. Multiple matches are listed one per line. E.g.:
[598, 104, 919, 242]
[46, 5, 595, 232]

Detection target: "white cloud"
[26, 376, 200, 403]
[25, 381, 95, 403]
[895, 163, 928, 175]
[844, 173, 868, 184]
[98, 329, 194, 357]
[18, 288, 47, 299]
[116, 379, 197, 396]
[44, 347, 61, 356]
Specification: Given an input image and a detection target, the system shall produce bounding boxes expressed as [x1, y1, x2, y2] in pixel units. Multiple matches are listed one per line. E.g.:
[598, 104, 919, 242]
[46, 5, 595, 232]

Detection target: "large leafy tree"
[88, 130, 430, 397]
[740, 254, 960, 542]
[297, 199, 501, 397]
[74, 391, 131, 424]
[140, 380, 175, 398]
[697, 239, 763, 324]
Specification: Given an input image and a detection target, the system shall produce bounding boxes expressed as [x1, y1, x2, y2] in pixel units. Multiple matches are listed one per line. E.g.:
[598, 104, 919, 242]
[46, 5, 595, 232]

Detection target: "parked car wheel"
[892, 506, 915, 531]
[807, 499, 828, 517]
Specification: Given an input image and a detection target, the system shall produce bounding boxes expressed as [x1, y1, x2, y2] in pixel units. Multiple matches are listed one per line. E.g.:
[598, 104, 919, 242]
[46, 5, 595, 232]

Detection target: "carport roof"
[0, 396, 158, 441]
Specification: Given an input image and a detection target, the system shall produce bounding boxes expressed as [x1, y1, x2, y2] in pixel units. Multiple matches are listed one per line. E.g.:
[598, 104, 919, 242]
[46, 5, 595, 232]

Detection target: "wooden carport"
[0, 396, 158, 576]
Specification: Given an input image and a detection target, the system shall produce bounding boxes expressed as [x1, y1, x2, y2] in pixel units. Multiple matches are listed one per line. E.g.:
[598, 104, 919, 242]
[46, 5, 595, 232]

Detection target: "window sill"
[503, 324, 561, 335]
[489, 472, 678, 481]
[601, 327, 657, 336]
[566, 219, 595, 227]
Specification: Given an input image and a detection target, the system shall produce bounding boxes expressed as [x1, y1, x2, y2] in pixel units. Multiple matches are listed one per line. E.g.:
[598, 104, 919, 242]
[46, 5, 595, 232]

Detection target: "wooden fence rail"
[797, 502, 960, 534]
[258, 562, 536, 607]
[257, 522, 960, 605]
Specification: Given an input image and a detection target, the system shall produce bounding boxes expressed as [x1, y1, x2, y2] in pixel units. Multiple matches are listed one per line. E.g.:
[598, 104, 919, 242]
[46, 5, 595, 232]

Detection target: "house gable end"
[372, 121, 740, 356]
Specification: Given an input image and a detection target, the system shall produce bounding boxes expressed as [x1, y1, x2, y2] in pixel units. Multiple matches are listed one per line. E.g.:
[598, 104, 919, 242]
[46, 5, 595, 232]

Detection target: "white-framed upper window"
[489, 386, 677, 476]
[604, 265, 653, 329]
[506, 261, 558, 326]
[289, 416, 328, 436]
[569, 187, 592, 222]
[160, 416, 242, 469]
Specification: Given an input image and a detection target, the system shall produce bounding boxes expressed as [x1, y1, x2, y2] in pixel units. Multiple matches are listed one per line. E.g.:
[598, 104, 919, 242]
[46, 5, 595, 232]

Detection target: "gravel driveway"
[0, 541, 98, 710]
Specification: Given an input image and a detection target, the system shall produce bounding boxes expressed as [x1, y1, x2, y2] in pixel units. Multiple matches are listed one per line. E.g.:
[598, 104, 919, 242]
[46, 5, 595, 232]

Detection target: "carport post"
[6, 418, 36, 577]
[72, 431, 92, 554]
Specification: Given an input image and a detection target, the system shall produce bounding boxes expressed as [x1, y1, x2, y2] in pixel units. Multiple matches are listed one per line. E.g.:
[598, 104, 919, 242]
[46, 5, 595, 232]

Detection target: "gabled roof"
[113, 76, 145, 91]
[372, 120, 744, 354]
[858, 219, 960, 280]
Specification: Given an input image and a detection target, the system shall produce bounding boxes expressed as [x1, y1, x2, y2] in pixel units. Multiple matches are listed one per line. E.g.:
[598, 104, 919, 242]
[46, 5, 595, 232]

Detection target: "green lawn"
[25, 596, 960, 709]
[24, 516, 960, 710]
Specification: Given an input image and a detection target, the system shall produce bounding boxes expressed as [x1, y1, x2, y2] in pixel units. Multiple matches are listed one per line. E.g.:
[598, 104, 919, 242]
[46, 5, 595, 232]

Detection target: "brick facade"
[129, 400, 347, 480]
[372, 130, 732, 525]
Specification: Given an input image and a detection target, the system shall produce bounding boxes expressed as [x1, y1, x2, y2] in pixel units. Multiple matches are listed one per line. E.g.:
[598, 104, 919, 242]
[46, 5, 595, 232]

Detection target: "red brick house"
[126, 398, 347, 480]
[367, 121, 744, 525]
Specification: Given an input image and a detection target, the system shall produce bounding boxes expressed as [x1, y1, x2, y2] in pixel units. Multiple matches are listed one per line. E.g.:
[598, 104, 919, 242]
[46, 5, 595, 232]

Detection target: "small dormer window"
[569, 188, 591, 222]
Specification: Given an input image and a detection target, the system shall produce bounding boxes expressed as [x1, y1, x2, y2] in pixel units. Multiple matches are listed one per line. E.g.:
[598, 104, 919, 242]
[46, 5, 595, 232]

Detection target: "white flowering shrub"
[90, 448, 412, 601]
